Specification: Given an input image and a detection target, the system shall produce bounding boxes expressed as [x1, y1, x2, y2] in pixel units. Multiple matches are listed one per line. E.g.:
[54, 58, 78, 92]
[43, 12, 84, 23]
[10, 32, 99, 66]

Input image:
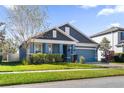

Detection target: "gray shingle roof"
[90, 27, 124, 38]
[59, 23, 97, 44]
[34, 28, 73, 41]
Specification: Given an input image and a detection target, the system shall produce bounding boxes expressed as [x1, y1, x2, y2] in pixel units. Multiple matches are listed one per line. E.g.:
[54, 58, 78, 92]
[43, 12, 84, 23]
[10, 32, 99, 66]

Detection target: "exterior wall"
[66, 44, 74, 62]
[19, 47, 26, 60]
[91, 31, 123, 61]
[59, 44, 63, 54]
[52, 44, 60, 54]
[43, 43, 48, 53]
[7, 53, 19, 62]
[20, 43, 97, 62]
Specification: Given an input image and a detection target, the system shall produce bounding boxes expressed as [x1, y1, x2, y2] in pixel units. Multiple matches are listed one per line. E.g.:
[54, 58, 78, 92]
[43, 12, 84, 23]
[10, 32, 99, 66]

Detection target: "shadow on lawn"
[0, 61, 22, 66]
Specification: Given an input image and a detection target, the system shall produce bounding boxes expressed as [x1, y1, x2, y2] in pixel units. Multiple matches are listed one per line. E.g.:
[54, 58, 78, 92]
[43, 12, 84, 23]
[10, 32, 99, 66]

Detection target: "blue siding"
[76, 49, 97, 62]
[59, 44, 63, 54]
[43, 43, 48, 53]
[52, 44, 60, 54]
[66, 45, 74, 62]
[19, 47, 26, 60]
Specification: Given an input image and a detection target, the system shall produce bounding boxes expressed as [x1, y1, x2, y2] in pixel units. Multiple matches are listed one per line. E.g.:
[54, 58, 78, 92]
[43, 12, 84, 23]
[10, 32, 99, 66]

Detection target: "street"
[2, 76, 124, 88]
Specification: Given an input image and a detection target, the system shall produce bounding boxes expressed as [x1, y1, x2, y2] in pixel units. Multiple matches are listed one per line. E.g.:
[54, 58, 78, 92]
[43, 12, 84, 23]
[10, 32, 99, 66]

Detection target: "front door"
[63, 45, 67, 61]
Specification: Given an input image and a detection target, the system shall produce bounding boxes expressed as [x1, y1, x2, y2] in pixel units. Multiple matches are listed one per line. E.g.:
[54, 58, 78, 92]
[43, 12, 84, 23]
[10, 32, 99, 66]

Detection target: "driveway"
[2, 76, 124, 88]
[95, 63, 124, 68]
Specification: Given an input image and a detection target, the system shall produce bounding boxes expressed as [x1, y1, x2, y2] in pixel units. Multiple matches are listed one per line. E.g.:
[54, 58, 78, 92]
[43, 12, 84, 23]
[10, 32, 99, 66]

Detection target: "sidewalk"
[0, 68, 105, 74]
[95, 63, 124, 68]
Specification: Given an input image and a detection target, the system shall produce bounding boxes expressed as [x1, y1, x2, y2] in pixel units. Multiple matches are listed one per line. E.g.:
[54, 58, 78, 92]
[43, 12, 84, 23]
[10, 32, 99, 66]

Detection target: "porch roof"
[31, 39, 76, 45]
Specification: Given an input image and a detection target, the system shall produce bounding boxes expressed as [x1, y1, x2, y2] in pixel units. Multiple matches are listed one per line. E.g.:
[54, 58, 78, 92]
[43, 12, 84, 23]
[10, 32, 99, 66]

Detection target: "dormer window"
[65, 27, 70, 35]
[53, 30, 57, 38]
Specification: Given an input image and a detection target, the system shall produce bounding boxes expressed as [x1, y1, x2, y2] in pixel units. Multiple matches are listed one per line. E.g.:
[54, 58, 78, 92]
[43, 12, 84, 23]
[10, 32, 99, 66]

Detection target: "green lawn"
[0, 63, 104, 72]
[1, 69, 124, 86]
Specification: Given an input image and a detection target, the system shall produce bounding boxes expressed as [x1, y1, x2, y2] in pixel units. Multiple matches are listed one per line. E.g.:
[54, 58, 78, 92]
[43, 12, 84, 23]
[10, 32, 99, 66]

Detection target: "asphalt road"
[2, 76, 124, 88]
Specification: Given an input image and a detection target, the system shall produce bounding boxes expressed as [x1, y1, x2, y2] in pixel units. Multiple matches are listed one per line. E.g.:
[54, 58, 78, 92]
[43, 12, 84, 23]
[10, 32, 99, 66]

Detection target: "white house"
[90, 27, 124, 61]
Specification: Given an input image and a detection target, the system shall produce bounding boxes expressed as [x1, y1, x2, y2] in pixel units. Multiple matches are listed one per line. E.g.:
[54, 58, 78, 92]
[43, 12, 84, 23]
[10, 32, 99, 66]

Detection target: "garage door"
[76, 49, 97, 62]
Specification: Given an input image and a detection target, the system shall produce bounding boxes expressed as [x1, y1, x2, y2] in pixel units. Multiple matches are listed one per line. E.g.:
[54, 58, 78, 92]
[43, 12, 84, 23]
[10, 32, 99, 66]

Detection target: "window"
[120, 32, 124, 40]
[35, 43, 42, 53]
[52, 44, 59, 54]
[53, 30, 57, 38]
[65, 27, 70, 35]
[48, 44, 52, 54]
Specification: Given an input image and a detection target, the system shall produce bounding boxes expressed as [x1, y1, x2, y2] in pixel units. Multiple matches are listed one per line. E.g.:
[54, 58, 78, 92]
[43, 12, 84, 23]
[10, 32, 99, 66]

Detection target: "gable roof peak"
[90, 26, 124, 38]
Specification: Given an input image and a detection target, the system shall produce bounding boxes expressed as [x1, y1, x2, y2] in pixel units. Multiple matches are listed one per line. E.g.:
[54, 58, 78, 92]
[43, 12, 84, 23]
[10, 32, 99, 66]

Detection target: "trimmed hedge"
[30, 53, 63, 64]
[114, 53, 124, 62]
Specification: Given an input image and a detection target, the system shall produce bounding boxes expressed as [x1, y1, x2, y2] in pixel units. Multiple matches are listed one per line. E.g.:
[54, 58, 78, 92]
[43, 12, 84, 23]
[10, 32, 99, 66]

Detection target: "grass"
[1, 69, 124, 86]
[0, 63, 104, 72]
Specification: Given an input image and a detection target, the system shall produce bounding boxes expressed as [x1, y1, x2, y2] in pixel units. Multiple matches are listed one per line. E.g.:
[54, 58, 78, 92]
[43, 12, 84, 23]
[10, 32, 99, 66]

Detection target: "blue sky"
[1, 5, 124, 36]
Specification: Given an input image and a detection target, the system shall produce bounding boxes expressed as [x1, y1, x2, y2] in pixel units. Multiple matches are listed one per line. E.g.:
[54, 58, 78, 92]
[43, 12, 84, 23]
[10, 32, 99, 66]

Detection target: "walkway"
[0, 68, 105, 74]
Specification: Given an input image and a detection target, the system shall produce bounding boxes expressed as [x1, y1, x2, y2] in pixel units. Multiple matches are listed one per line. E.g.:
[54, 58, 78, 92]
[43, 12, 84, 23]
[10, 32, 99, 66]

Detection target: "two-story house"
[91, 27, 124, 61]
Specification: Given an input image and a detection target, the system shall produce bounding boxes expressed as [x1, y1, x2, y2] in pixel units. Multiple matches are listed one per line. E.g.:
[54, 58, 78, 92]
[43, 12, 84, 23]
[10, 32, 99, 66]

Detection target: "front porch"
[28, 42, 76, 62]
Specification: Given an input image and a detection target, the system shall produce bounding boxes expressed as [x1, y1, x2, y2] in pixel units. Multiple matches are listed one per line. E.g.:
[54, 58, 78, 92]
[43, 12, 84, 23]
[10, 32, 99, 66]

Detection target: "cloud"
[97, 5, 124, 16]
[97, 8, 114, 16]
[110, 22, 121, 27]
[69, 20, 76, 24]
[79, 5, 97, 9]
[3, 5, 15, 10]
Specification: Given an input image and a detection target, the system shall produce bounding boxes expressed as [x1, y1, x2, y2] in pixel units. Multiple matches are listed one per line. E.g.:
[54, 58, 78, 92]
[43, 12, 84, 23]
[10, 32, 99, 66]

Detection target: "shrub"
[114, 53, 124, 62]
[79, 56, 85, 64]
[30, 53, 63, 64]
[22, 59, 30, 65]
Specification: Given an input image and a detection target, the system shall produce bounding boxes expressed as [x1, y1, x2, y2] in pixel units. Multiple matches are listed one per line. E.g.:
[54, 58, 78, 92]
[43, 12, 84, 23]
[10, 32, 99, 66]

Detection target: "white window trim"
[53, 30, 57, 38]
[120, 31, 124, 40]
[76, 47, 97, 50]
[118, 31, 124, 43]
[76, 43, 98, 47]
[65, 27, 70, 35]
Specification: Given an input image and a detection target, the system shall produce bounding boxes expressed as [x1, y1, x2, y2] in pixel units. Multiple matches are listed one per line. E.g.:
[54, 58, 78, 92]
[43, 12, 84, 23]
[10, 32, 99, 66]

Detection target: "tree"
[99, 37, 111, 62]
[0, 22, 6, 62]
[0, 22, 6, 53]
[3, 38, 17, 54]
[7, 5, 49, 50]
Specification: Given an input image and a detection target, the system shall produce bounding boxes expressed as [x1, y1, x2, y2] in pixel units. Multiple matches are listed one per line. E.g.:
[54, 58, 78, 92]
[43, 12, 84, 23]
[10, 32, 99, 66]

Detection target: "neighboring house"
[19, 23, 98, 62]
[91, 26, 124, 61]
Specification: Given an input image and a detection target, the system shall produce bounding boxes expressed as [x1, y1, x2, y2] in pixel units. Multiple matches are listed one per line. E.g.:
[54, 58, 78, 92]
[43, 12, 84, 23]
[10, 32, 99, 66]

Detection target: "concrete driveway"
[95, 63, 124, 68]
[2, 76, 124, 88]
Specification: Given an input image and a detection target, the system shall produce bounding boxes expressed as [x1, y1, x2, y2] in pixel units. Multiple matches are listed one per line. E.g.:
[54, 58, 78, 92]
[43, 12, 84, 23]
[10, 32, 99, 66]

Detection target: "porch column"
[67, 45, 72, 62]
[59, 44, 63, 54]
[72, 45, 76, 55]
[30, 42, 34, 53]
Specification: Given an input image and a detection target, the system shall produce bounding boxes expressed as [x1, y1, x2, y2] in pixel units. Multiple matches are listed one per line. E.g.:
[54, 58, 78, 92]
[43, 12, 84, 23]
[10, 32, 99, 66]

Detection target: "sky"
[0, 5, 124, 36]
